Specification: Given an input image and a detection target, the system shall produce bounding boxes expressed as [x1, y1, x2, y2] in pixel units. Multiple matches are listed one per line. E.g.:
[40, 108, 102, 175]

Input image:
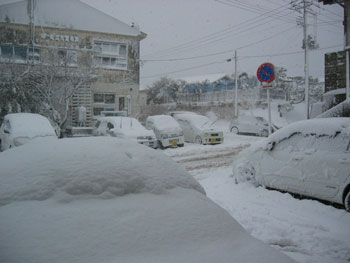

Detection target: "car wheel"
[195, 136, 202, 144]
[344, 190, 350, 212]
[261, 129, 268, 137]
[178, 143, 184, 147]
[230, 126, 239, 134]
[158, 141, 165, 150]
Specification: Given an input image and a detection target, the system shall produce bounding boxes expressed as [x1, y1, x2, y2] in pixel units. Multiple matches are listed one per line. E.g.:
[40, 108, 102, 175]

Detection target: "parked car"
[0, 113, 57, 151]
[0, 136, 295, 263]
[93, 116, 158, 148]
[232, 118, 350, 211]
[145, 115, 184, 148]
[229, 115, 278, 137]
[171, 112, 223, 145]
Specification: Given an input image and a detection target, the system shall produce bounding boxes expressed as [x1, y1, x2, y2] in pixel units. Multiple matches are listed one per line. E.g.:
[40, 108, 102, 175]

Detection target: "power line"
[141, 60, 227, 79]
[141, 44, 343, 80]
[146, 17, 296, 60]
[142, 2, 293, 58]
[141, 25, 297, 63]
[216, 0, 298, 24]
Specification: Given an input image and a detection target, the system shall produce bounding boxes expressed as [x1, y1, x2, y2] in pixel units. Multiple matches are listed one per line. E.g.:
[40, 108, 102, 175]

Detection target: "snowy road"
[166, 144, 248, 171]
[163, 131, 350, 263]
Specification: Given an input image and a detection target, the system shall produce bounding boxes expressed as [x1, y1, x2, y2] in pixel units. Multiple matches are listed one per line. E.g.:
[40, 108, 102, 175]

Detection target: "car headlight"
[204, 133, 209, 137]
[161, 134, 168, 139]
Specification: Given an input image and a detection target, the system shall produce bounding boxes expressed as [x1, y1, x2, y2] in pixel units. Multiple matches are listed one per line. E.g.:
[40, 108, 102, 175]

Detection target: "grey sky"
[1, 0, 345, 89]
[82, 0, 343, 89]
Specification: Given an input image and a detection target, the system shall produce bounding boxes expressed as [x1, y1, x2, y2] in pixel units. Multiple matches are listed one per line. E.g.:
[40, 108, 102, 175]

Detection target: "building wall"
[0, 21, 143, 127]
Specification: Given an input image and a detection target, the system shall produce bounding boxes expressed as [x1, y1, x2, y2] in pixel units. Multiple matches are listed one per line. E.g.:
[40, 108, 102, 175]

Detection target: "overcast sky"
[82, 0, 343, 89]
[1, 0, 345, 89]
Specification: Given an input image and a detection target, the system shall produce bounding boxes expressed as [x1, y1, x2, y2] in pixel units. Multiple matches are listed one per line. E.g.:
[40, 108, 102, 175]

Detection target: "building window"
[93, 93, 115, 104]
[119, 97, 125, 111]
[57, 49, 77, 66]
[0, 45, 40, 62]
[93, 107, 115, 117]
[93, 41, 127, 70]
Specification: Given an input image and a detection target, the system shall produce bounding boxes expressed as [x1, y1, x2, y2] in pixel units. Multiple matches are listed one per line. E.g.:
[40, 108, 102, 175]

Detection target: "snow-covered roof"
[0, 0, 144, 38]
[147, 115, 181, 130]
[268, 117, 350, 145]
[179, 73, 228, 84]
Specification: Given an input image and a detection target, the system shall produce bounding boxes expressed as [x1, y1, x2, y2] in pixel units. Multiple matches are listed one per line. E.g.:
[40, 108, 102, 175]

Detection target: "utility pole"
[291, 0, 319, 119]
[234, 50, 238, 117]
[27, 0, 35, 64]
[303, 0, 310, 119]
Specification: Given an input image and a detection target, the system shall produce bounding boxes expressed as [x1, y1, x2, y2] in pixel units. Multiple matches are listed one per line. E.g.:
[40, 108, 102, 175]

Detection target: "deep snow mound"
[0, 137, 205, 205]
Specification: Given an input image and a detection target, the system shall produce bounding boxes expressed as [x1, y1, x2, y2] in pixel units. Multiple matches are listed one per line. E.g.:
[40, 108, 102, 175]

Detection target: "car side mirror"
[4, 129, 10, 134]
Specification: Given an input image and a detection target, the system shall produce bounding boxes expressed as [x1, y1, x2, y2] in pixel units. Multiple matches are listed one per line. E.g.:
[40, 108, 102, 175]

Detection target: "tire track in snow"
[167, 145, 249, 171]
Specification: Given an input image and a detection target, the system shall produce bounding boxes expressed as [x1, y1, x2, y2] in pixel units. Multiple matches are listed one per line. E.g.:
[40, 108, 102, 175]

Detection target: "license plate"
[210, 138, 217, 142]
[171, 141, 177, 146]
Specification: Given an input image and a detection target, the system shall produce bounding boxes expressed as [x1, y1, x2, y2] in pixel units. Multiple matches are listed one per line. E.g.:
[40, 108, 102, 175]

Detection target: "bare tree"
[27, 49, 97, 130]
[0, 62, 41, 122]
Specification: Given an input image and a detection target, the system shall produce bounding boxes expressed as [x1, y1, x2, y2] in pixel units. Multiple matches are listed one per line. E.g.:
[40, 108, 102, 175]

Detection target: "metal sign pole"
[267, 86, 272, 136]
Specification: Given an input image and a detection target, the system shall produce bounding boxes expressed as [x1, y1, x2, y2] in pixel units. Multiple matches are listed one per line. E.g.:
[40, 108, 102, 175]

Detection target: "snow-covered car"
[229, 115, 278, 137]
[172, 112, 223, 145]
[0, 113, 57, 151]
[145, 115, 184, 148]
[93, 116, 157, 148]
[232, 118, 350, 211]
[0, 137, 295, 263]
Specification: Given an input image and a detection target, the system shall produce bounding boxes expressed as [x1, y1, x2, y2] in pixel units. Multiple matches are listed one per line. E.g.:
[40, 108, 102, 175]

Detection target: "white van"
[146, 115, 184, 148]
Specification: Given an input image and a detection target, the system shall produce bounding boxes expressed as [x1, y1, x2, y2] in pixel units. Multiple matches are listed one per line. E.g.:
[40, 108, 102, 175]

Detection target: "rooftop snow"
[179, 73, 228, 84]
[0, 0, 143, 37]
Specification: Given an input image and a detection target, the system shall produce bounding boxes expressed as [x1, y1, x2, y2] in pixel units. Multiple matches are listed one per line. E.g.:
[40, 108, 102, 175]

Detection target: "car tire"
[195, 136, 202, 144]
[158, 141, 165, 150]
[178, 143, 184, 147]
[261, 129, 268, 137]
[230, 126, 239, 134]
[344, 190, 350, 212]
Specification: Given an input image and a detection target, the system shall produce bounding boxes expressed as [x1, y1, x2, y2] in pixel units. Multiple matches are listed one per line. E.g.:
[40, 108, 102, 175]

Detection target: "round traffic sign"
[257, 63, 275, 83]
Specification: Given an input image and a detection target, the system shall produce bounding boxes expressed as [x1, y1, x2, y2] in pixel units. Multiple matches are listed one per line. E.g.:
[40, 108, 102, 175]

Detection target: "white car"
[0, 137, 295, 263]
[229, 115, 278, 137]
[0, 113, 57, 151]
[232, 118, 350, 211]
[145, 115, 184, 148]
[172, 112, 223, 145]
[93, 116, 158, 148]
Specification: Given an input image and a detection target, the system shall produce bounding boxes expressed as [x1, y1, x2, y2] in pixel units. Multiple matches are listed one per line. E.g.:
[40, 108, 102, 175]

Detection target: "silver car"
[93, 116, 158, 148]
[230, 115, 278, 137]
[232, 118, 350, 211]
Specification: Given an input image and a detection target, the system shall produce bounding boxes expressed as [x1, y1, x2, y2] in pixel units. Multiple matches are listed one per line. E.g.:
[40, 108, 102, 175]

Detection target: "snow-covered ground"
[163, 115, 350, 263]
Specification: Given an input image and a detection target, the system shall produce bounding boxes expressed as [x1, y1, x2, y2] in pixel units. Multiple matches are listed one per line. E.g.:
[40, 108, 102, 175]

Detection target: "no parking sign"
[257, 63, 275, 87]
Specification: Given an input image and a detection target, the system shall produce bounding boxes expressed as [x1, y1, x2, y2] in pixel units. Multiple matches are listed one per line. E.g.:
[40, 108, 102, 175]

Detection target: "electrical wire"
[142, 2, 293, 58]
